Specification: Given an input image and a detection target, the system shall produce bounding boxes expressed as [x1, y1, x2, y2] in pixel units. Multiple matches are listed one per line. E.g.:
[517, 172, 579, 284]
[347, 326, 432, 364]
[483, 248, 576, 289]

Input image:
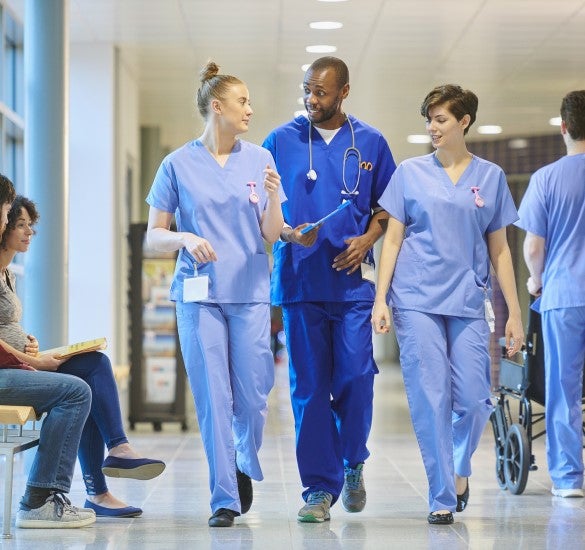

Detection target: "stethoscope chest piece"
[306, 169, 317, 182]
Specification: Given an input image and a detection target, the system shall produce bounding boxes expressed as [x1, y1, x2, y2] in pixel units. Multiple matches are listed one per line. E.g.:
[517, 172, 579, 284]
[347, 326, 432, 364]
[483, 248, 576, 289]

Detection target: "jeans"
[57, 352, 129, 495]
[0, 369, 91, 492]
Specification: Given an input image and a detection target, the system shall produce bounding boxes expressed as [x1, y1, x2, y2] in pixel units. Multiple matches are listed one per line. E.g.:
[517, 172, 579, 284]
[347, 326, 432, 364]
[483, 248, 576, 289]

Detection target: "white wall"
[68, 44, 117, 359]
[68, 44, 140, 366]
[115, 48, 140, 367]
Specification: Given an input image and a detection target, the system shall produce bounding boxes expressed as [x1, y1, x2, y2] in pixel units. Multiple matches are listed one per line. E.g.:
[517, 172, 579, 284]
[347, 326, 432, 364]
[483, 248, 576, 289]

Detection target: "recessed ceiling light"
[407, 135, 432, 144]
[549, 116, 561, 126]
[309, 21, 343, 30]
[477, 125, 502, 135]
[301, 64, 311, 72]
[508, 138, 528, 150]
[305, 45, 337, 53]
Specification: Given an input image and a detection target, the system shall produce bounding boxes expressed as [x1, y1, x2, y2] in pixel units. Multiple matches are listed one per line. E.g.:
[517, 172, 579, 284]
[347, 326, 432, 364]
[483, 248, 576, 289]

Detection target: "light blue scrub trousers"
[542, 306, 585, 490]
[392, 309, 492, 512]
[176, 301, 274, 514]
[283, 301, 376, 503]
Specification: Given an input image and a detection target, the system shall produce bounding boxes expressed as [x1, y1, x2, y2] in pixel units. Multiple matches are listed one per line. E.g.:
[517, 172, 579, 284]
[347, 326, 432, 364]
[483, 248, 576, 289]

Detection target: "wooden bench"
[0, 406, 40, 538]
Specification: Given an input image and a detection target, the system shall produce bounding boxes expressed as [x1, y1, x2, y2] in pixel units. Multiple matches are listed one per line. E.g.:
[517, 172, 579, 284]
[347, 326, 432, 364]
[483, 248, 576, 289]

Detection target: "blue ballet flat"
[84, 500, 143, 518]
[101, 456, 166, 480]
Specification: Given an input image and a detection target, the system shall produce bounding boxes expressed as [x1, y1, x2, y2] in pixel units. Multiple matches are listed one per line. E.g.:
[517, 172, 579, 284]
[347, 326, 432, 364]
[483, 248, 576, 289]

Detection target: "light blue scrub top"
[146, 139, 286, 303]
[515, 153, 585, 311]
[263, 115, 397, 305]
[379, 153, 518, 318]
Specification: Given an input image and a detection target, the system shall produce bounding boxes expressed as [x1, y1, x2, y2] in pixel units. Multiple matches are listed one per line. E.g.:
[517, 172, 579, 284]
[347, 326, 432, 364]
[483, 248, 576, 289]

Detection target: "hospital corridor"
[2, 359, 584, 550]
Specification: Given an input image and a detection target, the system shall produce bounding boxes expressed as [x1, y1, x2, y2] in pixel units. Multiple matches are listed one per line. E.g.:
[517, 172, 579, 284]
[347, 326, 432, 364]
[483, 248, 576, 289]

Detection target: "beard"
[306, 98, 342, 126]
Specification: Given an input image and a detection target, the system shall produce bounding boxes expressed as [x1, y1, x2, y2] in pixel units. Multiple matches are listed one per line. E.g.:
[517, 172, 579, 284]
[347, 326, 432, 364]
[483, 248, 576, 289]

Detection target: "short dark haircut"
[0, 195, 39, 250]
[308, 56, 349, 89]
[420, 85, 479, 135]
[0, 174, 16, 206]
[560, 90, 585, 141]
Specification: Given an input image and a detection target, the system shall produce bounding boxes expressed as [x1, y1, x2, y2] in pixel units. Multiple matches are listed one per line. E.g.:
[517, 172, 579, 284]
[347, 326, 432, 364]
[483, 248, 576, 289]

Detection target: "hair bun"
[200, 61, 220, 84]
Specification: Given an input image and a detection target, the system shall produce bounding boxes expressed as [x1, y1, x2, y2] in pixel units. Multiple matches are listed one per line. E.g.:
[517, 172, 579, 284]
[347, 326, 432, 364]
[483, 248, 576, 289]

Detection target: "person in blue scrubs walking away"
[146, 61, 285, 527]
[372, 84, 524, 525]
[263, 56, 397, 523]
[516, 90, 585, 499]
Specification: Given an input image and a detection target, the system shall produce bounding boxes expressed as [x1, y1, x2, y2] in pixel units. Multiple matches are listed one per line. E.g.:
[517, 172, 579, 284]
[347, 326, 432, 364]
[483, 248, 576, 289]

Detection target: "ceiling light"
[407, 135, 431, 144]
[549, 116, 561, 126]
[305, 45, 337, 53]
[508, 138, 528, 150]
[477, 125, 502, 135]
[309, 21, 343, 30]
[301, 64, 311, 72]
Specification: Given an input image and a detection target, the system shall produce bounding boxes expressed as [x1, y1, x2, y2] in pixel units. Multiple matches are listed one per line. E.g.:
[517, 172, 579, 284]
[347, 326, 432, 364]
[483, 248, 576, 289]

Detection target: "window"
[0, 1, 24, 190]
[0, 1, 25, 281]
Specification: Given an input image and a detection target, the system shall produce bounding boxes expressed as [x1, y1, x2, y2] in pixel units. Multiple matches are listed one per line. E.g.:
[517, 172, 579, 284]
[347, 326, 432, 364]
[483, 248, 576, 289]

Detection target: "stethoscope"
[306, 116, 361, 196]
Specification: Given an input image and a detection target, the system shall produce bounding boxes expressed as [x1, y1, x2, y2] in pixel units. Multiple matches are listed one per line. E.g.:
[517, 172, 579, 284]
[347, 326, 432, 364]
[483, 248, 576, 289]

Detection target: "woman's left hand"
[263, 166, 281, 196]
[504, 316, 524, 357]
[24, 334, 39, 357]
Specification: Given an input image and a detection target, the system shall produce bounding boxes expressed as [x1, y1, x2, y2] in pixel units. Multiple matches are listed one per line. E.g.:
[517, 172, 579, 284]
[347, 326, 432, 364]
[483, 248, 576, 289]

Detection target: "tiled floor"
[2, 362, 585, 549]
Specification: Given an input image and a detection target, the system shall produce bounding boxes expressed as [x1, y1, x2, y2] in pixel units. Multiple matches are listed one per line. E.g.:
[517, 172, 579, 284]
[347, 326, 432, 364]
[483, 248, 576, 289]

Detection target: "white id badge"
[183, 275, 209, 302]
[484, 298, 495, 333]
[361, 262, 375, 283]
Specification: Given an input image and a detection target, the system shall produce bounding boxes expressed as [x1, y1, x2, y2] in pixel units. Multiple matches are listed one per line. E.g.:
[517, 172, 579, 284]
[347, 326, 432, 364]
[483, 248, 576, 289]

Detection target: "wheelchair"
[490, 306, 585, 494]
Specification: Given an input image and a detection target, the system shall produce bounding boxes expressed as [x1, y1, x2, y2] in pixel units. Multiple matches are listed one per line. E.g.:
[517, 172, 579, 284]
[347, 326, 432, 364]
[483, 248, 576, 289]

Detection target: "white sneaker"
[551, 487, 584, 498]
[16, 492, 96, 529]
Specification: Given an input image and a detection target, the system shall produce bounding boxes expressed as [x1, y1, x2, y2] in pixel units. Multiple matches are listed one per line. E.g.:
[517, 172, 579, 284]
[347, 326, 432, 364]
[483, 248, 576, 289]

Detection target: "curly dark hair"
[0, 174, 16, 206]
[0, 195, 39, 250]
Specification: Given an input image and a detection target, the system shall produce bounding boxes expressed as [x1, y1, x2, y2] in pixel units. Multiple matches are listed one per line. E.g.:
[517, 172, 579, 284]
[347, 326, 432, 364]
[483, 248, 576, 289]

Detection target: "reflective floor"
[2, 362, 585, 549]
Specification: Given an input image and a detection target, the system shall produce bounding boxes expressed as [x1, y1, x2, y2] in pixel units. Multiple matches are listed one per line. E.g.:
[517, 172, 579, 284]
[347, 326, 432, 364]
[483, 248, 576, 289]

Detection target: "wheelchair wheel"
[504, 423, 530, 494]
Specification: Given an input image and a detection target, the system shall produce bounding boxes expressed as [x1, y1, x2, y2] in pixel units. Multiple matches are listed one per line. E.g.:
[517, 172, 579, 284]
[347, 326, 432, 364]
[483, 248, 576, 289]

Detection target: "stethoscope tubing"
[307, 116, 361, 195]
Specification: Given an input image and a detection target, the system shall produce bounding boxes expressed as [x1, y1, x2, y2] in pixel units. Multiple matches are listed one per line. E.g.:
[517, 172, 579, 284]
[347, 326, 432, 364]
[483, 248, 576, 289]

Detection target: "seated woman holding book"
[0, 196, 166, 518]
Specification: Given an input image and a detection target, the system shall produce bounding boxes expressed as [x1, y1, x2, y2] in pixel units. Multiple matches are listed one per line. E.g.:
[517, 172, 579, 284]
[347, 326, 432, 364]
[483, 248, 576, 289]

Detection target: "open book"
[41, 337, 107, 359]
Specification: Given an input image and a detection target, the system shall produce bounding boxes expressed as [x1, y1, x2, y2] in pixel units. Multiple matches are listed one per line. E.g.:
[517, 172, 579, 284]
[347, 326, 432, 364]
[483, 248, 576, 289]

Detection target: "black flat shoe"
[208, 508, 237, 527]
[427, 512, 454, 525]
[236, 468, 253, 514]
[456, 479, 469, 512]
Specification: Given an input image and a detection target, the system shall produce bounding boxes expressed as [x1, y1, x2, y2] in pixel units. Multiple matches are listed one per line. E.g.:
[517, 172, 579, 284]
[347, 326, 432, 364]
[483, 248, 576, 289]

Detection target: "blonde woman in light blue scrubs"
[372, 85, 524, 525]
[146, 61, 285, 528]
